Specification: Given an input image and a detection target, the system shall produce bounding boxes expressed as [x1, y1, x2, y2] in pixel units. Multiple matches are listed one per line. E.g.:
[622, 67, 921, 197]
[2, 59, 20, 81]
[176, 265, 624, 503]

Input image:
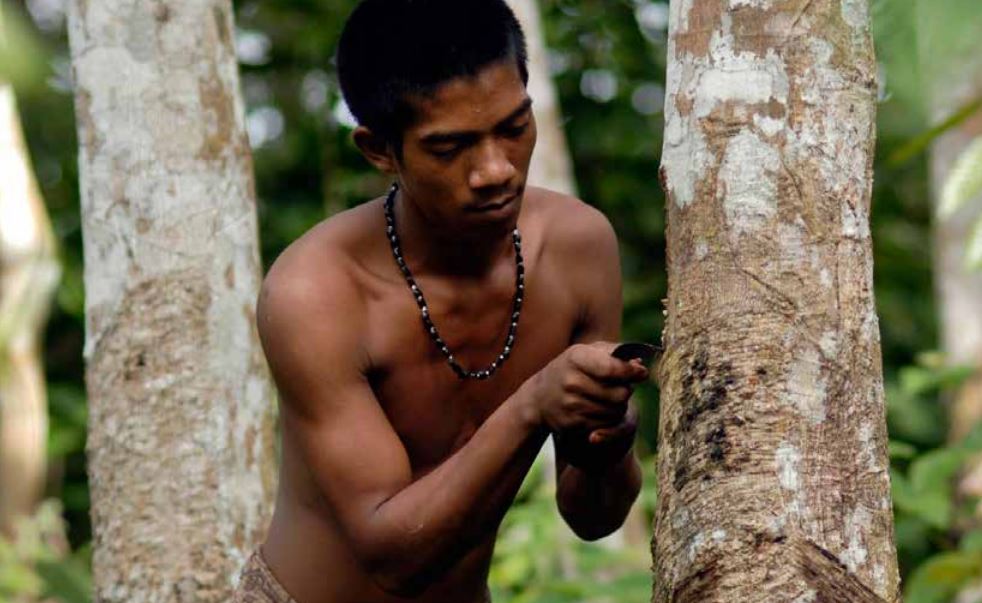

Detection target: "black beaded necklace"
[384, 182, 524, 380]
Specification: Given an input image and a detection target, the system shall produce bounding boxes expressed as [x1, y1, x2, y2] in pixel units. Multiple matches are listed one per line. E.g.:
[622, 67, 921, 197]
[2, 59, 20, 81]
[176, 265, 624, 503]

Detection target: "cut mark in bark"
[795, 539, 898, 603]
[672, 562, 721, 603]
[671, 349, 741, 491]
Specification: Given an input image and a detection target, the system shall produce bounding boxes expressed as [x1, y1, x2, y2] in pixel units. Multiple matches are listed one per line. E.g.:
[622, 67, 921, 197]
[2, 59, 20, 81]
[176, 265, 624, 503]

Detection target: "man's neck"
[392, 189, 517, 281]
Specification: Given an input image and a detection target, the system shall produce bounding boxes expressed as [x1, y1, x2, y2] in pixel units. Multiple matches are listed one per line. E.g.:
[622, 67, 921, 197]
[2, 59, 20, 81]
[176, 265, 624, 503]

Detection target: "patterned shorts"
[232, 549, 297, 603]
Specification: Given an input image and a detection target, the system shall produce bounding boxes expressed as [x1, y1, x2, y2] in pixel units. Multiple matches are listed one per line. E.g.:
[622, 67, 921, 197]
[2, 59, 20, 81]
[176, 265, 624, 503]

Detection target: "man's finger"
[588, 413, 638, 444]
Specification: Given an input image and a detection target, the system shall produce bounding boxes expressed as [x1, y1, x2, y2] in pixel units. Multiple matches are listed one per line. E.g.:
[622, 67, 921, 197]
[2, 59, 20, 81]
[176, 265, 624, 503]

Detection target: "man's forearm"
[556, 449, 643, 541]
[369, 381, 549, 595]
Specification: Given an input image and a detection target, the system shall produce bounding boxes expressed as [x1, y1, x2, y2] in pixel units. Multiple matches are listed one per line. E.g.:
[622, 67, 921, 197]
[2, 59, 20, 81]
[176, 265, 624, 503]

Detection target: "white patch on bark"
[861, 307, 880, 343]
[785, 348, 827, 424]
[720, 129, 781, 236]
[842, 506, 872, 571]
[693, 17, 789, 119]
[776, 442, 801, 491]
[858, 423, 878, 472]
[820, 268, 832, 286]
[662, 56, 711, 209]
[687, 531, 707, 562]
[873, 563, 887, 592]
[662, 12, 789, 210]
[842, 202, 872, 239]
[695, 239, 709, 260]
[754, 114, 785, 137]
[672, 505, 691, 531]
[819, 331, 838, 359]
[729, 0, 771, 7]
[792, 590, 818, 603]
[686, 528, 729, 563]
[841, 0, 869, 33]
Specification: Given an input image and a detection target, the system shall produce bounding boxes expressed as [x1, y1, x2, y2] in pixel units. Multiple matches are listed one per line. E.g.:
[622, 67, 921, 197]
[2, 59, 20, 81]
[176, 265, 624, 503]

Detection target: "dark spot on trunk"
[706, 424, 728, 463]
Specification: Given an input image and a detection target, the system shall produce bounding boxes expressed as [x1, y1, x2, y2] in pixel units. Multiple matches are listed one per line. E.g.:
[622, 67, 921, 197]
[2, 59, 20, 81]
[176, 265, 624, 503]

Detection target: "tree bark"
[0, 81, 60, 537]
[654, 1, 899, 601]
[66, 1, 276, 601]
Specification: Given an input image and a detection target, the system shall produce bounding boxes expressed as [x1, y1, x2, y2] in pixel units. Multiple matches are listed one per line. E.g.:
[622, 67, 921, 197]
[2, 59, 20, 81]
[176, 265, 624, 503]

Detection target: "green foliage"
[0, 1, 49, 91]
[0, 501, 91, 603]
[490, 454, 657, 603]
[887, 356, 982, 602]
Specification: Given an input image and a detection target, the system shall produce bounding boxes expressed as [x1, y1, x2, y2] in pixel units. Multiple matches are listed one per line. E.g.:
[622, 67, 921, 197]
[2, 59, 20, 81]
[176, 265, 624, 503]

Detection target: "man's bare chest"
[363, 261, 576, 474]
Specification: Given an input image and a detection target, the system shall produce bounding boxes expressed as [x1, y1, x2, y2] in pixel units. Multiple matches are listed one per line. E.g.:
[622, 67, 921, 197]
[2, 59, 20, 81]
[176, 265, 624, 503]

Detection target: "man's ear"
[353, 127, 398, 173]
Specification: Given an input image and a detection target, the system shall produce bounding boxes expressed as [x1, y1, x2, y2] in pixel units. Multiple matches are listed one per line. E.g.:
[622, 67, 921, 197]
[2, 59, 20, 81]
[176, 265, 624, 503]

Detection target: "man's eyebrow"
[496, 97, 534, 126]
[420, 98, 534, 145]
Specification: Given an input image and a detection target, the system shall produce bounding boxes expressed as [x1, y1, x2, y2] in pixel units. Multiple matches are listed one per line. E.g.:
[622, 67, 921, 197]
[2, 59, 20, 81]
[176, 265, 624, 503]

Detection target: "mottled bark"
[654, 1, 899, 601]
[0, 83, 60, 536]
[66, 1, 276, 601]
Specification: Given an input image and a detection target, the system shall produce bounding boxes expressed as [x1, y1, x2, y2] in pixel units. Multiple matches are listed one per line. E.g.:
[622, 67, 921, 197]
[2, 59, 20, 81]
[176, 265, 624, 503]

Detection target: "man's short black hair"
[337, 0, 529, 149]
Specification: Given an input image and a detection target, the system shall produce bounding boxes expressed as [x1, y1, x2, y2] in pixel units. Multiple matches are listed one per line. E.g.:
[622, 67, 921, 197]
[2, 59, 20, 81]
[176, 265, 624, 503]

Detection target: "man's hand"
[524, 342, 647, 471]
[555, 400, 639, 472]
[525, 342, 648, 434]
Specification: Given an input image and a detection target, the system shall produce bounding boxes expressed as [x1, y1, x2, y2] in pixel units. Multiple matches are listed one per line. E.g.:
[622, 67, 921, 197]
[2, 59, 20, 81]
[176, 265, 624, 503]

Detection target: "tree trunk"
[654, 1, 899, 601]
[0, 81, 60, 537]
[507, 0, 576, 198]
[934, 84, 982, 446]
[66, 1, 276, 601]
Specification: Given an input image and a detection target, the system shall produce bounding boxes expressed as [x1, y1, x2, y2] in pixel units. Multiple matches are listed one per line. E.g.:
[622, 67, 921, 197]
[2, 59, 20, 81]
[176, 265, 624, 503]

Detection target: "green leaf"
[37, 556, 92, 603]
[904, 551, 982, 603]
[966, 213, 982, 271]
[898, 448, 970, 529]
[960, 530, 982, 553]
[888, 97, 982, 166]
[939, 136, 982, 219]
[890, 440, 919, 460]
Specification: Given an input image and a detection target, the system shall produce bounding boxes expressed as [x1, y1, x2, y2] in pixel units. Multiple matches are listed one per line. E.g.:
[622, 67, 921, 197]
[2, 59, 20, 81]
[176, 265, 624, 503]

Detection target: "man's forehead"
[408, 62, 531, 135]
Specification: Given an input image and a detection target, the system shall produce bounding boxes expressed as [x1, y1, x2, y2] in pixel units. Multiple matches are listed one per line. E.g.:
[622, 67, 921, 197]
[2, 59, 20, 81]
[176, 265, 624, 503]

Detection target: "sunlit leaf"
[939, 136, 982, 219]
[966, 214, 982, 271]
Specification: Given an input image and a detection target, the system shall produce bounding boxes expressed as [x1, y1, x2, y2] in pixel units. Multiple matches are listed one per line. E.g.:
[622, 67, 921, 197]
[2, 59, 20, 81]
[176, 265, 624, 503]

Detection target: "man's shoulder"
[529, 186, 617, 260]
[258, 200, 381, 338]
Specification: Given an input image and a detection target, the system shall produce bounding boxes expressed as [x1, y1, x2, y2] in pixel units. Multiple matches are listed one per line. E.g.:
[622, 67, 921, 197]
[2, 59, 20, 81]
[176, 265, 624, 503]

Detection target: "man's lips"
[469, 193, 518, 212]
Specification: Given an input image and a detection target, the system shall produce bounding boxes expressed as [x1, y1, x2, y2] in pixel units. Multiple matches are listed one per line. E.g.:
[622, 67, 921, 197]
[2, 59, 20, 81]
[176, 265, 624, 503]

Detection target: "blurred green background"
[2, 0, 982, 601]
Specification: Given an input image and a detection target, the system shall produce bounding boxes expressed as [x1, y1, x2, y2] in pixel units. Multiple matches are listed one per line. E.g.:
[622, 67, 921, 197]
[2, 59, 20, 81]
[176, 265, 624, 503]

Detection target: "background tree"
[0, 3, 61, 536]
[654, 0, 899, 600]
[65, 0, 276, 600]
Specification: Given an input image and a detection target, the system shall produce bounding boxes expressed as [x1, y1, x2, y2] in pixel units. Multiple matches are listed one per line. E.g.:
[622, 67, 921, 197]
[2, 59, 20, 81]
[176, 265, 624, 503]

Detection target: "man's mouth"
[470, 193, 518, 212]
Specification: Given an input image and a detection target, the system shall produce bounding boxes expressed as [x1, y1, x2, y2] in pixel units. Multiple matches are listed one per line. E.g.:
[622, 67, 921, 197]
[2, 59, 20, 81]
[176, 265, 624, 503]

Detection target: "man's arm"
[258, 251, 549, 597]
[553, 200, 643, 541]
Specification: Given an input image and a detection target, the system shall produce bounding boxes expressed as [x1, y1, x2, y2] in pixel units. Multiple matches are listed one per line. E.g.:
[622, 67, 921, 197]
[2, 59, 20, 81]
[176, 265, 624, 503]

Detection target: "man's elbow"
[360, 536, 453, 597]
[560, 510, 626, 542]
[370, 569, 433, 599]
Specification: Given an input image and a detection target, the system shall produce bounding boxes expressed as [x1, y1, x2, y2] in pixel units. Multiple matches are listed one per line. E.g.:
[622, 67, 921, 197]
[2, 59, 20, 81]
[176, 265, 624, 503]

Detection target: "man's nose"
[468, 140, 517, 189]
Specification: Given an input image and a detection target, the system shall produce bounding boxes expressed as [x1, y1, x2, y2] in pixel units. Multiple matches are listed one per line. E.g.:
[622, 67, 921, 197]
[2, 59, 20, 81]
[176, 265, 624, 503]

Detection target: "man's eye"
[502, 122, 529, 138]
[431, 146, 461, 159]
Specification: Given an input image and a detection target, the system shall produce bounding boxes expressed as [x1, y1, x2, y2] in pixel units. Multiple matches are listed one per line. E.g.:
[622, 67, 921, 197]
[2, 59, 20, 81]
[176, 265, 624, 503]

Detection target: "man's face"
[394, 59, 537, 233]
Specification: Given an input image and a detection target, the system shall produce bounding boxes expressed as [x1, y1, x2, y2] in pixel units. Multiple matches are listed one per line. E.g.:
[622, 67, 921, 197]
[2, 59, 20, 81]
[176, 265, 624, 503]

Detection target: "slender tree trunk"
[0, 81, 60, 536]
[654, 1, 899, 601]
[507, 0, 576, 198]
[66, 1, 276, 600]
[934, 84, 982, 446]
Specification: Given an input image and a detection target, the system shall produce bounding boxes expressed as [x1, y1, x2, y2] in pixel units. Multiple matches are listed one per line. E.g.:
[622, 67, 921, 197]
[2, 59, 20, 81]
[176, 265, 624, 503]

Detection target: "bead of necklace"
[384, 183, 524, 380]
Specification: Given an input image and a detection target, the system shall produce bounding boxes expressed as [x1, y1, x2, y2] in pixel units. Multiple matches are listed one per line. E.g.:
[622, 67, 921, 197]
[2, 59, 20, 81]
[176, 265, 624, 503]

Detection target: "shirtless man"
[232, 1, 650, 601]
